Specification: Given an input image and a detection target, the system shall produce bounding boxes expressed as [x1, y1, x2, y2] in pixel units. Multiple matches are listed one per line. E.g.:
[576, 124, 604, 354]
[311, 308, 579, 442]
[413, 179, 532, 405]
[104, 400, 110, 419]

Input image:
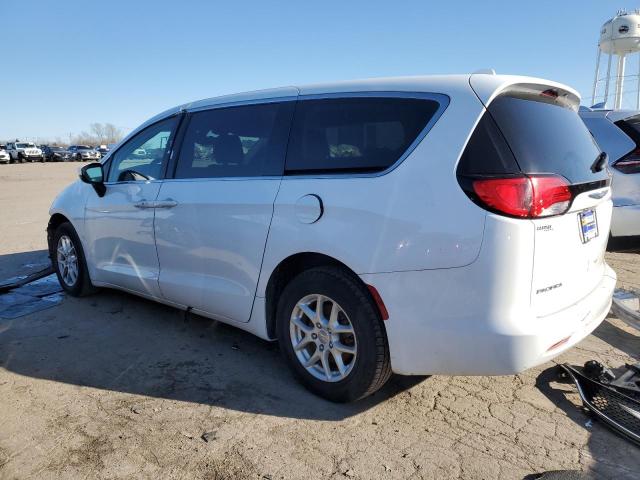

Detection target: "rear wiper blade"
[591, 151, 608, 173]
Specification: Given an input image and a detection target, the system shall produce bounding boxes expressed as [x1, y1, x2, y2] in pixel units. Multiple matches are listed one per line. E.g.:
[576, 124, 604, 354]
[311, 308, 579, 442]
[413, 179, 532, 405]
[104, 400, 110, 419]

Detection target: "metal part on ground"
[0, 273, 63, 319]
[611, 288, 640, 331]
[0, 265, 54, 293]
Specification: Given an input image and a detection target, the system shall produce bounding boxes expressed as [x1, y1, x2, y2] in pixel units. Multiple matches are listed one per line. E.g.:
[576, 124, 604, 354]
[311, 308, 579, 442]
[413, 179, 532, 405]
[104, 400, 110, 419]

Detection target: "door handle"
[134, 200, 155, 209]
[154, 199, 178, 209]
[134, 199, 178, 209]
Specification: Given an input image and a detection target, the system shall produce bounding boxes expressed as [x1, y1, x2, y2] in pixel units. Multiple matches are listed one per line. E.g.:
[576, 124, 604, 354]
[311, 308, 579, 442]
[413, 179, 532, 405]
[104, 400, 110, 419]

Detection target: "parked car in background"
[580, 109, 640, 238]
[67, 145, 101, 162]
[42, 145, 71, 162]
[94, 145, 110, 158]
[0, 148, 10, 164]
[47, 74, 616, 402]
[6, 141, 44, 162]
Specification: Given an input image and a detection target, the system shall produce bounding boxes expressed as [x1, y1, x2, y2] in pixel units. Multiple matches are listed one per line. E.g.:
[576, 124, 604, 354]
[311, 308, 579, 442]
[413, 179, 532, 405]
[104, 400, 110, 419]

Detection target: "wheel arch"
[264, 252, 369, 339]
[47, 213, 72, 262]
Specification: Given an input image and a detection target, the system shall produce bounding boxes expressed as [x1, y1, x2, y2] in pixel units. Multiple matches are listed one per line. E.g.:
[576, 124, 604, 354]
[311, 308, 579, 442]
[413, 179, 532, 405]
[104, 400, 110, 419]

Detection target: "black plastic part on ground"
[560, 364, 640, 447]
[523, 470, 596, 480]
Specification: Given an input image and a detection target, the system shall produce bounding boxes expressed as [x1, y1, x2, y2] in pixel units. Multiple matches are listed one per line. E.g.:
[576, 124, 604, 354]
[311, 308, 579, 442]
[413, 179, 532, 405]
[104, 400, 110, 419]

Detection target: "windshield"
[77, 145, 92, 150]
[16, 143, 35, 148]
[51, 147, 64, 151]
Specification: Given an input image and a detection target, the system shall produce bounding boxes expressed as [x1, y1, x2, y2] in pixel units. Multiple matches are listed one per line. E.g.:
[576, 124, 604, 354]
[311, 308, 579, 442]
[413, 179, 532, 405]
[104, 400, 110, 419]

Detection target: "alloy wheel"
[56, 235, 78, 287]
[289, 294, 357, 382]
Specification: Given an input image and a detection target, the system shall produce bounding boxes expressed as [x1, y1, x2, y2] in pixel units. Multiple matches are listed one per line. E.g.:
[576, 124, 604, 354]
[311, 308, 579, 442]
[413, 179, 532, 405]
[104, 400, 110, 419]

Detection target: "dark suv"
[41, 145, 71, 162]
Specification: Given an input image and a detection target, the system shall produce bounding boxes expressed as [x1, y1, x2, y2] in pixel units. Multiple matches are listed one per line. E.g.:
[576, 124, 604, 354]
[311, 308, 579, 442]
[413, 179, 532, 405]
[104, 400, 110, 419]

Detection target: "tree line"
[73, 123, 124, 146]
[2, 122, 125, 147]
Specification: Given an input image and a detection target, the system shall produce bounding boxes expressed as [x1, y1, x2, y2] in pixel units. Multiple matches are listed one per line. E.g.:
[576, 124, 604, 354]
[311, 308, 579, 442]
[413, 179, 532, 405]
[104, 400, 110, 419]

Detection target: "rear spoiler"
[469, 74, 581, 111]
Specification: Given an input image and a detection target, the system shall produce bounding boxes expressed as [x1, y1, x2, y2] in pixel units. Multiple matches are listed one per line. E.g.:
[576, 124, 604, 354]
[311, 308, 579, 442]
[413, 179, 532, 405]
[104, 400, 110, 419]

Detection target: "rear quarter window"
[285, 97, 442, 174]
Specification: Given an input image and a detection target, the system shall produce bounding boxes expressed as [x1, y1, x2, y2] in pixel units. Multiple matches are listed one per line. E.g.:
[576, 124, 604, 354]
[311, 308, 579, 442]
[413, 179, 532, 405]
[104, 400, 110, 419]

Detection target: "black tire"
[276, 266, 391, 402]
[19, 154, 26, 163]
[52, 222, 97, 296]
[76, 154, 82, 162]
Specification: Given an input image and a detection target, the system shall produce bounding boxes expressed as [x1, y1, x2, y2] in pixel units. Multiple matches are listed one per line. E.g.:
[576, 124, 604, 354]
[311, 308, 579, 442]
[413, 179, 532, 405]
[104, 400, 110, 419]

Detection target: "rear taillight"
[613, 149, 640, 174]
[471, 174, 572, 218]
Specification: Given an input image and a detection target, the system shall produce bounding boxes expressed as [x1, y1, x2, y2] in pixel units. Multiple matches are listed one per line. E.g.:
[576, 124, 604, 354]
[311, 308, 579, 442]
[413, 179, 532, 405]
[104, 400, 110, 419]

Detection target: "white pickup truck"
[6, 141, 44, 163]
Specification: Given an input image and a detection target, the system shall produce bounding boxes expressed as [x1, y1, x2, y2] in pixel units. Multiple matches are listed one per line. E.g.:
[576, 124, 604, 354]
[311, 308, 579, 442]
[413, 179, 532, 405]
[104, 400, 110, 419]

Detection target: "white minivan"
[48, 74, 616, 402]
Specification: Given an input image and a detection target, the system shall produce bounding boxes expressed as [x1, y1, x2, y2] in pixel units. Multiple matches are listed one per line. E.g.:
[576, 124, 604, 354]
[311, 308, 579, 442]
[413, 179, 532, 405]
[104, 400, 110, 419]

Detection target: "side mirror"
[79, 162, 106, 197]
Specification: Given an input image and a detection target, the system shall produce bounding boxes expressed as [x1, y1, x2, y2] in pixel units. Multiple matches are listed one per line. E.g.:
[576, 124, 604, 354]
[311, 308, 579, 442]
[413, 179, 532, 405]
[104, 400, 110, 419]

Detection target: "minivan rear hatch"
[466, 80, 612, 317]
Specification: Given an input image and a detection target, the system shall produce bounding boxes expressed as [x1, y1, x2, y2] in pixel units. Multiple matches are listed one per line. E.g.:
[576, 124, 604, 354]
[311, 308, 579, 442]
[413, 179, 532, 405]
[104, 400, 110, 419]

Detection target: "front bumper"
[361, 266, 616, 376]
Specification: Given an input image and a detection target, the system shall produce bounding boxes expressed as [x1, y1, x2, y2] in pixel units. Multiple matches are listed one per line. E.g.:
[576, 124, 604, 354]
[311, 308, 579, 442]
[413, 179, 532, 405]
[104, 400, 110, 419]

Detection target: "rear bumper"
[361, 266, 616, 376]
[611, 204, 640, 237]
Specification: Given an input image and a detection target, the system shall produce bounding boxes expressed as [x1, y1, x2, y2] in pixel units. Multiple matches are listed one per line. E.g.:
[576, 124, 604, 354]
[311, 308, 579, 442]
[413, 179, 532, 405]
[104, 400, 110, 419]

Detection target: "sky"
[1, 0, 639, 141]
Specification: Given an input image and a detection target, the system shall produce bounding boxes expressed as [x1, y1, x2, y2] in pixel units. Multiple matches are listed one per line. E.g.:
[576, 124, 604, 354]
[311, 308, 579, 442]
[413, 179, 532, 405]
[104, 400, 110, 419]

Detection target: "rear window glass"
[581, 116, 635, 163]
[285, 97, 441, 174]
[488, 96, 606, 184]
[615, 115, 640, 144]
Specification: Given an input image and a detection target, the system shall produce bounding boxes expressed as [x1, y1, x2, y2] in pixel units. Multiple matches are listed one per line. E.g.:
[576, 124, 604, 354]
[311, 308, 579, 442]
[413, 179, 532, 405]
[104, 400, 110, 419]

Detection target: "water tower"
[592, 10, 640, 109]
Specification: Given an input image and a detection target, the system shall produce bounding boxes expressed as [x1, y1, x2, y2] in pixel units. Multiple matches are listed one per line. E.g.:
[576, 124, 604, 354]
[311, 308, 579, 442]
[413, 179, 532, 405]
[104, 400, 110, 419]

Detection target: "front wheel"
[52, 222, 97, 296]
[276, 266, 391, 402]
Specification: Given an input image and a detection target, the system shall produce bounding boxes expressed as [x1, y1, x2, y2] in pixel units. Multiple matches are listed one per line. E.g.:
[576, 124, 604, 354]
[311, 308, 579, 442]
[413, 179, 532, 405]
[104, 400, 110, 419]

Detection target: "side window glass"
[285, 97, 441, 174]
[175, 101, 294, 179]
[107, 117, 178, 182]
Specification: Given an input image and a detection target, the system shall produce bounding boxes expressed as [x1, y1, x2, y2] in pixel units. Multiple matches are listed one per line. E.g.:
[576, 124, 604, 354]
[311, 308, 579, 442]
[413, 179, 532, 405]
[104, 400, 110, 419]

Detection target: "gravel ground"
[0, 162, 638, 479]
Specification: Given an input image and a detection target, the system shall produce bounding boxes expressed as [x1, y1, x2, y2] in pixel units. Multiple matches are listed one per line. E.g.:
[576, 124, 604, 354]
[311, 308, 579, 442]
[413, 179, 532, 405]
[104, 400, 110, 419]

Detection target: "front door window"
[107, 117, 178, 183]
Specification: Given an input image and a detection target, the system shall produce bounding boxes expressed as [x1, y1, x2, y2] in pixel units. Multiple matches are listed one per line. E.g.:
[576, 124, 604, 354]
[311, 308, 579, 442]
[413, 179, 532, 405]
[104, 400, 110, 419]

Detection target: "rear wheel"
[52, 222, 97, 296]
[276, 266, 391, 402]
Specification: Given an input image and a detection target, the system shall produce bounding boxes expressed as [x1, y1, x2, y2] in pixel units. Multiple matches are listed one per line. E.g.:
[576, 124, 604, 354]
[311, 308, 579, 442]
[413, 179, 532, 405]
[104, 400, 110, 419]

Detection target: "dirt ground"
[0, 162, 638, 480]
